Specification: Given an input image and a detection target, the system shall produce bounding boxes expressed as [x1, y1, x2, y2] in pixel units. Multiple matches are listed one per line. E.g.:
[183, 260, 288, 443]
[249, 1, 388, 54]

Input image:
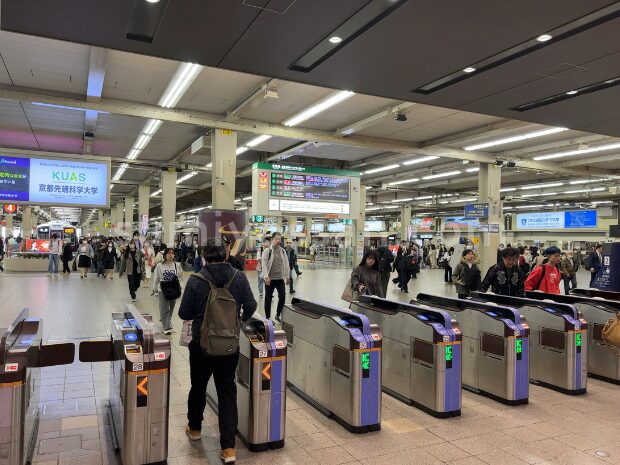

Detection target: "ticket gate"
[0, 309, 75, 465]
[349, 296, 461, 418]
[414, 294, 529, 405]
[79, 306, 171, 465]
[526, 291, 620, 384]
[206, 317, 287, 451]
[472, 293, 587, 395]
[571, 288, 620, 301]
[282, 298, 382, 433]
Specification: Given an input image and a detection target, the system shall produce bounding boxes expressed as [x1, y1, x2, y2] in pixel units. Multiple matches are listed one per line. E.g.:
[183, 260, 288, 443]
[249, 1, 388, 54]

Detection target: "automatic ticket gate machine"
[415, 294, 529, 405]
[472, 293, 587, 395]
[282, 298, 382, 433]
[349, 296, 461, 418]
[206, 317, 287, 451]
[526, 291, 620, 384]
[571, 289, 620, 301]
[0, 309, 75, 465]
[79, 306, 171, 465]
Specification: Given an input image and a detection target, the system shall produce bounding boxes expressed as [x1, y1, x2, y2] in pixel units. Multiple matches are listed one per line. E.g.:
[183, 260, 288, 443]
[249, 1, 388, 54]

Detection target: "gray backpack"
[193, 271, 240, 356]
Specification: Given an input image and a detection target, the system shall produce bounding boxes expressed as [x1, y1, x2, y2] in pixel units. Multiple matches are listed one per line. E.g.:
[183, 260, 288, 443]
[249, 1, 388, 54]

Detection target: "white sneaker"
[131, 298, 136, 302]
[164, 329, 172, 335]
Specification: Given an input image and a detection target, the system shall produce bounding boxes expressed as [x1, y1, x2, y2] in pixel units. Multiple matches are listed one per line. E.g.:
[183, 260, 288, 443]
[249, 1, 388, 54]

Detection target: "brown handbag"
[602, 312, 620, 348]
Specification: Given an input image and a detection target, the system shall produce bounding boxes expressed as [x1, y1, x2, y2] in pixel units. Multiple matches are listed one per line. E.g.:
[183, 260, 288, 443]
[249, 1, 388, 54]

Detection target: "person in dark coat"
[61, 241, 73, 274]
[376, 246, 394, 296]
[587, 244, 603, 287]
[391, 247, 403, 288]
[351, 250, 384, 298]
[101, 239, 117, 279]
[480, 247, 525, 297]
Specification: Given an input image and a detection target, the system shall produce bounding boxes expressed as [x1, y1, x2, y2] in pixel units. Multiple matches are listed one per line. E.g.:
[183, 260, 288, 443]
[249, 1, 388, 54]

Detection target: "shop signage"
[2, 204, 17, 214]
[464, 203, 488, 218]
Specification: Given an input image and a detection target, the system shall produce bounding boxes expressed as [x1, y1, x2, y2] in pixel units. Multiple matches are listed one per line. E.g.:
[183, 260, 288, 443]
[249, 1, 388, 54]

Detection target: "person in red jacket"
[524, 246, 562, 294]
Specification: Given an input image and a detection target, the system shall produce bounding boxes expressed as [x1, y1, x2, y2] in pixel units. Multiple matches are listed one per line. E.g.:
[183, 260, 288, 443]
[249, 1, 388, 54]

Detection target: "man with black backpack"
[178, 242, 257, 464]
[376, 246, 394, 296]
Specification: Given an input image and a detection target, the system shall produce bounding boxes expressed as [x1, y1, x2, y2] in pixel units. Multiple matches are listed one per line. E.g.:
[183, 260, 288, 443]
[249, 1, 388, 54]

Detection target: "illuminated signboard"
[0, 154, 110, 208]
[576, 333, 582, 353]
[516, 338, 523, 360]
[270, 172, 350, 201]
[361, 352, 370, 378]
[269, 198, 350, 215]
[445, 345, 453, 369]
[444, 217, 480, 232]
[516, 210, 597, 230]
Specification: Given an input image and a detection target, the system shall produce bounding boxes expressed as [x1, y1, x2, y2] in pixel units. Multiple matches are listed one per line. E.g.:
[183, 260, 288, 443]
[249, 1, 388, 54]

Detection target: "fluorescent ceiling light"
[534, 142, 620, 161]
[32, 102, 109, 114]
[500, 187, 517, 192]
[520, 182, 564, 190]
[329, 36, 342, 44]
[159, 62, 203, 108]
[150, 189, 162, 197]
[415, 195, 433, 200]
[591, 201, 613, 205]
[422, 170, 461, 180]
[234, 199, 242, 203]
[402, 156, 439, 165]
[283, 90, 355, 127]
[246, 135, 273, 147]
[563, 187, 606, 194]
[242, 196, 252, 201]
[363, 164, 400, 175]
[127, 149, 140, 160]
[515, 204, 547, 209]
[236, 147, 249, 156]
[465, 167, 480, 173]
[391, 198, 414, 203]
[366, 207, 381, 211]
[536, 34, 552, 42]
[112, 163, 128, 181]
[176, 172, 197, 184]
[143, 119, 163, 135]
[463, 67, 476, 73]
[206, 162, 213, 168]
[566, 90, 578, 95]
[388, 177, 419, 186]
[521, 192, 558, 198]
[464, 127, 567, 151]
[503, 206, 514, 210]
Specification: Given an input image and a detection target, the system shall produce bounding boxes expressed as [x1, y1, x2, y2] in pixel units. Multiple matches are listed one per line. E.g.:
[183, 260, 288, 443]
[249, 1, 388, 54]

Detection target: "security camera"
[394, 112, 407, 122]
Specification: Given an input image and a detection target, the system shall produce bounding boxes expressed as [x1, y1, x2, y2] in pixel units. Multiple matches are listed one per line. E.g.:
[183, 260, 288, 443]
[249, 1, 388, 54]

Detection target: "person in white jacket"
[152, 247, 184, 335]
[261, 232, 289, 321]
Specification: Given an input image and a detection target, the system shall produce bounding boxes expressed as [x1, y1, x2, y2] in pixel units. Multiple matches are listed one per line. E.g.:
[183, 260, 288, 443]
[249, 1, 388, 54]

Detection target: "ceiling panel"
[92, 113, 145, 157]
[0, 100, 39, 149]
[22, 104, 85, 153]
[139, 121, 206, 162]
[0, 31, 89, 94]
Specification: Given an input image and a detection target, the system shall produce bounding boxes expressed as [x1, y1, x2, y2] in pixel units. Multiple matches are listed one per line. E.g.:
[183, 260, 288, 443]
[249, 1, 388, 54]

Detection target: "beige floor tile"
[504, 426, 547, 444]
[423, 442, 471, 462]
[452, 431, 520, 455]
[293, 432, 337, 451]
[381, 416, 426, 434]
[402, 429, 446, 448]
[527, 422, 568, 438]
[476, 449, 530, 465]
[61, 415, 99, 431]
[307, 446, 357, 465]
[359, 448, 442, 465]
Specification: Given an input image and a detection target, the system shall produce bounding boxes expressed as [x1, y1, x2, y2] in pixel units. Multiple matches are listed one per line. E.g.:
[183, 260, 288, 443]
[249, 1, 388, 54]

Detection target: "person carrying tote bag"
[153, 247, 184, 335]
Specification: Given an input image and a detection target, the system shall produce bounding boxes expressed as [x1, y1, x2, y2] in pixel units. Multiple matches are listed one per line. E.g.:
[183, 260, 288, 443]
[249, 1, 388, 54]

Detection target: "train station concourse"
[2, 2, 620, 465]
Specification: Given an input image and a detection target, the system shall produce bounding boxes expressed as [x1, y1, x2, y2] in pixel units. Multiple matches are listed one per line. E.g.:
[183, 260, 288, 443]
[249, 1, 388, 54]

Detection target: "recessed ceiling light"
[463, 67, 476, 73]
[328, 36, 343, 44]
[566, 90, 578, 95]
[536, 34, 552, 42]
[145, 0, 160, 3]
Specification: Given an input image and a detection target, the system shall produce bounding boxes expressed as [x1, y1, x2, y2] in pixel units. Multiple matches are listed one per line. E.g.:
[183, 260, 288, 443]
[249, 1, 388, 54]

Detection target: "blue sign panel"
[564, 210, 597, 229]
[464, 203, 488, 218]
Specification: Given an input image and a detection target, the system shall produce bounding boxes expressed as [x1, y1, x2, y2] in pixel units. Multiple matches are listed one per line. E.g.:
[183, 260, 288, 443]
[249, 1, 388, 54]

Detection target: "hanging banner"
[199, 210, 247, 267]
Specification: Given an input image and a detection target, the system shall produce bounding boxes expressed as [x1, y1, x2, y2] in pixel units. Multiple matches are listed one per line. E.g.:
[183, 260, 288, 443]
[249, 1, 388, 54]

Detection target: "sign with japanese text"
[0, 154, 110, 208]
[464, 203, 488, 218]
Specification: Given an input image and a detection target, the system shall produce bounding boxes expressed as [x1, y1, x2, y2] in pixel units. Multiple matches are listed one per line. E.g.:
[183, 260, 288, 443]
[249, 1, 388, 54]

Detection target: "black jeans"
[187, 340, 238, 450]
[289, 269, 294, 293]
[127, 273, 141, 299]
[265, 279, 286, 319]
[380, 272, 390, 297]
[590, 271, 597, 287]
[400, 270, 411, 292]
[62, 259, 71, 273]
[444, 265, 453, 282]
[564, 274, 577, 294]
[294, 263, 301, 276]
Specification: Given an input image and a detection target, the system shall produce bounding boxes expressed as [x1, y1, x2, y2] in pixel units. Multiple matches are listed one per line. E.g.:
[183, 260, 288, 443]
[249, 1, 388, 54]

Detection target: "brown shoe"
[185, 425, 201, 441]
[220, 448, 236, 463]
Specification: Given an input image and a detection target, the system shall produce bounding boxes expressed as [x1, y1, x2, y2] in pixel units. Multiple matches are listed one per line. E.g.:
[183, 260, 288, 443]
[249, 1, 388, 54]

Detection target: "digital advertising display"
[252, 162, 360, 219]
[444, 217, 480, 231]
[516, 210, 597, 230]
[0, 153, 110, 208]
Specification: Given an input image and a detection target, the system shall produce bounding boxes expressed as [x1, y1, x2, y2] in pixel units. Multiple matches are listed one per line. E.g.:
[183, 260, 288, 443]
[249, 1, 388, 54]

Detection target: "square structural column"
[211, 128, 237, 210]
[138, 184, 150, 235]
[117, 202, 125, 236]
[125, 196, 135, 234]
[479, 163, 502, 274]
[161, 170, 177, 245]
[287, 216, 297, 239]
[352, 190, 366, 265]
[22, 206, 32, 238]
[400, 205, 411, 243]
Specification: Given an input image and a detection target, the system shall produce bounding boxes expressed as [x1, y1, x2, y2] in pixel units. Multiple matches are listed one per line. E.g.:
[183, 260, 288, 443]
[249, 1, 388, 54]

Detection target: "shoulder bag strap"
[223, 270, 238, 290]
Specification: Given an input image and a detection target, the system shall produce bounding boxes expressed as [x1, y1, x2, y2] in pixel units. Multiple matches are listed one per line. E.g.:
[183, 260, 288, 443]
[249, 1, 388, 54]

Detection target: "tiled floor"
[1, 266, 618, 465]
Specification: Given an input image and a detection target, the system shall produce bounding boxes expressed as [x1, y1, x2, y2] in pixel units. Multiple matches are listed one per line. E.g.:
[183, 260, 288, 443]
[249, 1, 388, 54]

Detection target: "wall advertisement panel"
[0, 152, 110, 208]
[516, 210, 597, 230]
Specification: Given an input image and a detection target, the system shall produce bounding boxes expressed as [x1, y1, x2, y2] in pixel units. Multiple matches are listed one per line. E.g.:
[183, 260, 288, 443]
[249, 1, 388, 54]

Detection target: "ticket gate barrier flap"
[78, 306, 170, 465]
[571, 288, 620, 301]
[526, 291, 620, 384]
[415, 294, 530, 405]
[350, 296, 461, 418]
[471, 293, 587, 395]
[1, 309, 75, 465]
[206, 317, 287, 452]
[283, 298, 381, 433]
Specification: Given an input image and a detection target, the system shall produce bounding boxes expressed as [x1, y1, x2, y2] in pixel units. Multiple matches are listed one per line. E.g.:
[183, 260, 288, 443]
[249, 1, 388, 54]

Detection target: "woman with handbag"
[142, 240, 155, 288]
[452, 249, 482, 299]
[119, 239, 145, 302]
[76, 238, 94, 278]
[350, 250, 384, 299]
[153, 247, 183, 335]
[101, 239, 117, 280]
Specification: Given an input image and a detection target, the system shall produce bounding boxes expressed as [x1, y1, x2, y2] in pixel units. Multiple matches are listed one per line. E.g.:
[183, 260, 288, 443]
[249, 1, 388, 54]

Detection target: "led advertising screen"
[444, 217, 480, 231]
[0, 154, 110, 207]
[270, 172, 350, 201]
[516, 210, 597, 230]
